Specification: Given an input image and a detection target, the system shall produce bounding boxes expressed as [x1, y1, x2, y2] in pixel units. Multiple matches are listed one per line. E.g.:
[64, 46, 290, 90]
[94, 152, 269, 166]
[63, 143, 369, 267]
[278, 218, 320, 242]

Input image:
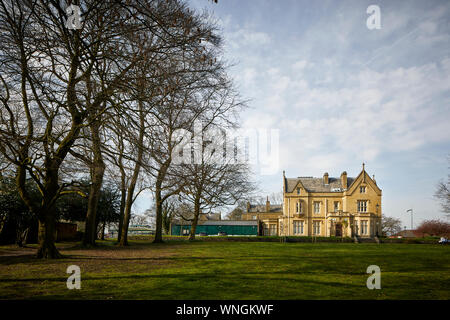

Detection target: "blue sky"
[136, 0, 450, 228]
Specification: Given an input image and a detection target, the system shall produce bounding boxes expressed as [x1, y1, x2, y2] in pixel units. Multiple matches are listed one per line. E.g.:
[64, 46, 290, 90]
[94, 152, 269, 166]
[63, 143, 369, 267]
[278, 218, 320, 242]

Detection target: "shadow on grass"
[0, 254, 38, 265]
[0, 271, 366, 290]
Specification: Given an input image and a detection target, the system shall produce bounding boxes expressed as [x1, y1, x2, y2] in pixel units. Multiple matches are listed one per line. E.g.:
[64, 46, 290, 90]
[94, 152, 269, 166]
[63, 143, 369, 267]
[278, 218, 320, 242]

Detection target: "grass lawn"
[0, 240, 449, 299]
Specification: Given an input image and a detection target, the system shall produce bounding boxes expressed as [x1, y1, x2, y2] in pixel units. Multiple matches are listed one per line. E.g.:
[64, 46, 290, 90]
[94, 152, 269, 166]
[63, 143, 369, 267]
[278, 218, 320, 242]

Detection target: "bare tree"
[175, 126, 255, 240]
[0, 0, 170, 257]
[136, 7, 243, 244]
[381, 216, 402, 237]
[0, 0, 107, 257]
[435, 157, 450, 218]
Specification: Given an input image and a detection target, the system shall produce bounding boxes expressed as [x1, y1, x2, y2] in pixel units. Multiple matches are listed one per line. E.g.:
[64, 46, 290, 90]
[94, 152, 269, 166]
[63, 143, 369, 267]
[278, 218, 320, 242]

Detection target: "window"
[314, 202, 320, 214]
[334, 201, 339, 213]
[269, 224, 277, 236]
[252, 215, 257, 220]
[313, 221, 321, 235]
[296, 201, 303, 213]
[297, 187, 301, 195]
[182, 228, 190, 236]
[361, 220, 368, 235]
[357, 200, 368, 213]
[360, 186, 366, 193]
[293, 221, 304, 235]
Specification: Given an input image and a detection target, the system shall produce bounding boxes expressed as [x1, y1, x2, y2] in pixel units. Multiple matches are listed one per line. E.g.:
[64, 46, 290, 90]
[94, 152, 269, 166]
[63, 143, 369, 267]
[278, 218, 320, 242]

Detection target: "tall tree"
[0, 0, 154, 257]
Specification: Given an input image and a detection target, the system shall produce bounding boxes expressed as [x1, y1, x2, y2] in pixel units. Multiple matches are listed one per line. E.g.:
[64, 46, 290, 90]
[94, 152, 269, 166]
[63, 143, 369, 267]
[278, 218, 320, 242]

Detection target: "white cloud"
[292, 60, 313, 70]
[261, 57, 450, 172]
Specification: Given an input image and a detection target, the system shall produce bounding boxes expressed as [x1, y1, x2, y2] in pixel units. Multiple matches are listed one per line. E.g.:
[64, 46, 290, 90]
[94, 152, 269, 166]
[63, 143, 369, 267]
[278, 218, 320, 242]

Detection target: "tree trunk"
[154, 183, 164, 243]
[119, 191, 133, 246]
[119, 159, 142, 246]
[83, 119, 105, 247]
[117, 169, 126, 242]
[119, 100, 145, 246]
[189, 196, 201, 241]
[119, 146, 143, 246]
[101, 221, 106, 240]
[37, 208, 61, 259]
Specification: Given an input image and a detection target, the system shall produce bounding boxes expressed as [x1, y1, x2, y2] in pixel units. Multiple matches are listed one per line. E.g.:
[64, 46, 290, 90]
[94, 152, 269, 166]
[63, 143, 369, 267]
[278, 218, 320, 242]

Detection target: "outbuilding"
[171, 220, 258, 236]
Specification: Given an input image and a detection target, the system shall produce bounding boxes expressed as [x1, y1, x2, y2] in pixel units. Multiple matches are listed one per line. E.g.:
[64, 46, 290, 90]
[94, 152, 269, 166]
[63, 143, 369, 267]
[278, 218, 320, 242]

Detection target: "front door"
[335, 223, 342, 237]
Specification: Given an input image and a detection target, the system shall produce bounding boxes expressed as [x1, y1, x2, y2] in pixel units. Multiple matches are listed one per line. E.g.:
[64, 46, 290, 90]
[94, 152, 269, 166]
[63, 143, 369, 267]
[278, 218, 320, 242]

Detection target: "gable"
[347, 171, 381, 196]
[285, 178, 308, 194]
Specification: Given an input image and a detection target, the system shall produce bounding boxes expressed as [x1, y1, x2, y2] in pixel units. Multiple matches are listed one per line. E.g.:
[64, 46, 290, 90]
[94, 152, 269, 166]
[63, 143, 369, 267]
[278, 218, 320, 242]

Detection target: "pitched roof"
[248, 204, 282, 213]
[285, 176, 355, 193]
[392, 230, 421, 238]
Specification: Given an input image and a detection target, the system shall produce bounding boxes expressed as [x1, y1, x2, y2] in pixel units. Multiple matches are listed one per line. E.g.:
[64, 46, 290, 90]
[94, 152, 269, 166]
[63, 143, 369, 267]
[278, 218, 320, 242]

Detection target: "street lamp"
[406, 209, 413, 230]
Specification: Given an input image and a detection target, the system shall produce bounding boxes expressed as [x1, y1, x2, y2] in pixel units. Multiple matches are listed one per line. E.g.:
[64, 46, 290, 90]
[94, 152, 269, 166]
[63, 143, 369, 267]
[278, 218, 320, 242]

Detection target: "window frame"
[293, 220, 304, 235]
[361, 220, 368, 235]
[314, 201, 320, 214]
[357, 200, 368, 213]
[313, 221, 321, 235]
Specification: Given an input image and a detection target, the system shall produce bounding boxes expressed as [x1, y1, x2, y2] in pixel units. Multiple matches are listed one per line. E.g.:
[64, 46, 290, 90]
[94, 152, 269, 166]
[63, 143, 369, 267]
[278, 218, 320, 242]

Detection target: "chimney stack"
[266, 196, 270, 213]
[340, 171, 348, 189]
[323, 172, 329, 184]
[246, 201, 250, 213]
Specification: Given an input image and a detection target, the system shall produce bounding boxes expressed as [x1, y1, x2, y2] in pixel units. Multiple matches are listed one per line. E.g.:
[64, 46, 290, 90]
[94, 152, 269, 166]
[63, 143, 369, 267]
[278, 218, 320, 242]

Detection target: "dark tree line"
[0, 176, 121, 245]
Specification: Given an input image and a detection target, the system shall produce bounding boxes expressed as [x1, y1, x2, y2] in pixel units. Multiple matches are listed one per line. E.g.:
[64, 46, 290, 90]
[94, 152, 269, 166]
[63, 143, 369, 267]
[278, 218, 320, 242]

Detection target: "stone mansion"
[242, 164, 382, 238]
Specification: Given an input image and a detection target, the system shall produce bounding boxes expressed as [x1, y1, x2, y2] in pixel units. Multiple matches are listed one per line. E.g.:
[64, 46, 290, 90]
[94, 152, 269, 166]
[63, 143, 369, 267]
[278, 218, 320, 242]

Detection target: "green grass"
[0, 240, 449, 299]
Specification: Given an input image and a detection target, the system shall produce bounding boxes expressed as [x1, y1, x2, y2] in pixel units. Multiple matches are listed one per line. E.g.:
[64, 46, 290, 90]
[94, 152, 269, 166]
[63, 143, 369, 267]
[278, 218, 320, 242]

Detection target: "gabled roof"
[346, 170, 382, 195]
[285, 177, 355, 193]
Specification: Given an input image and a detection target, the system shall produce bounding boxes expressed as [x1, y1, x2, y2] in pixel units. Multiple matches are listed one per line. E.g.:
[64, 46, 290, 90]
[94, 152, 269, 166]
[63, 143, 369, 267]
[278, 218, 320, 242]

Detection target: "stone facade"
[243, 164, 382, 238]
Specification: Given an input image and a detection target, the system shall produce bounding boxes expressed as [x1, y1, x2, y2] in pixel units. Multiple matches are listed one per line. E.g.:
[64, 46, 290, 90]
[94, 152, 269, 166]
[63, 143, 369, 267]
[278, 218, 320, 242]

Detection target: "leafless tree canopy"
[0, 0, 251, 256]
[381, 216, 402, 237]
[435, 157, 450, 217]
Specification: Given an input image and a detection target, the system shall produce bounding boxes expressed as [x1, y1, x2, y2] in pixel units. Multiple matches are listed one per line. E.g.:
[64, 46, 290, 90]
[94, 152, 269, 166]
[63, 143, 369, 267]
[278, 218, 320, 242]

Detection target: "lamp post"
[406, 209, 413, 230]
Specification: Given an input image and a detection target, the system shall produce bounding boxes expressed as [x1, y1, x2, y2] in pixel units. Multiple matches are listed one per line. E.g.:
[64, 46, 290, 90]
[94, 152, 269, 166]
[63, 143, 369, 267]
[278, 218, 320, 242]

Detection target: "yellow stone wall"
[280, 169, 382, 237]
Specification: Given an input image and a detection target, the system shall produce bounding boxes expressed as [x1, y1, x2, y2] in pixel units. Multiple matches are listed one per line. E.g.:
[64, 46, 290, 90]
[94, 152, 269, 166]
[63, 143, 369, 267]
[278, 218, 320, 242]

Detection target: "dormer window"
[360, 186, 366, 193]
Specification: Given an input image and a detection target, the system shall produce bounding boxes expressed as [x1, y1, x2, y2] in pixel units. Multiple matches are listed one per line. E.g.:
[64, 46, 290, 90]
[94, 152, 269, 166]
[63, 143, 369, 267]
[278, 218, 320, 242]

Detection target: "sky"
[136, 0, 450, 229]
